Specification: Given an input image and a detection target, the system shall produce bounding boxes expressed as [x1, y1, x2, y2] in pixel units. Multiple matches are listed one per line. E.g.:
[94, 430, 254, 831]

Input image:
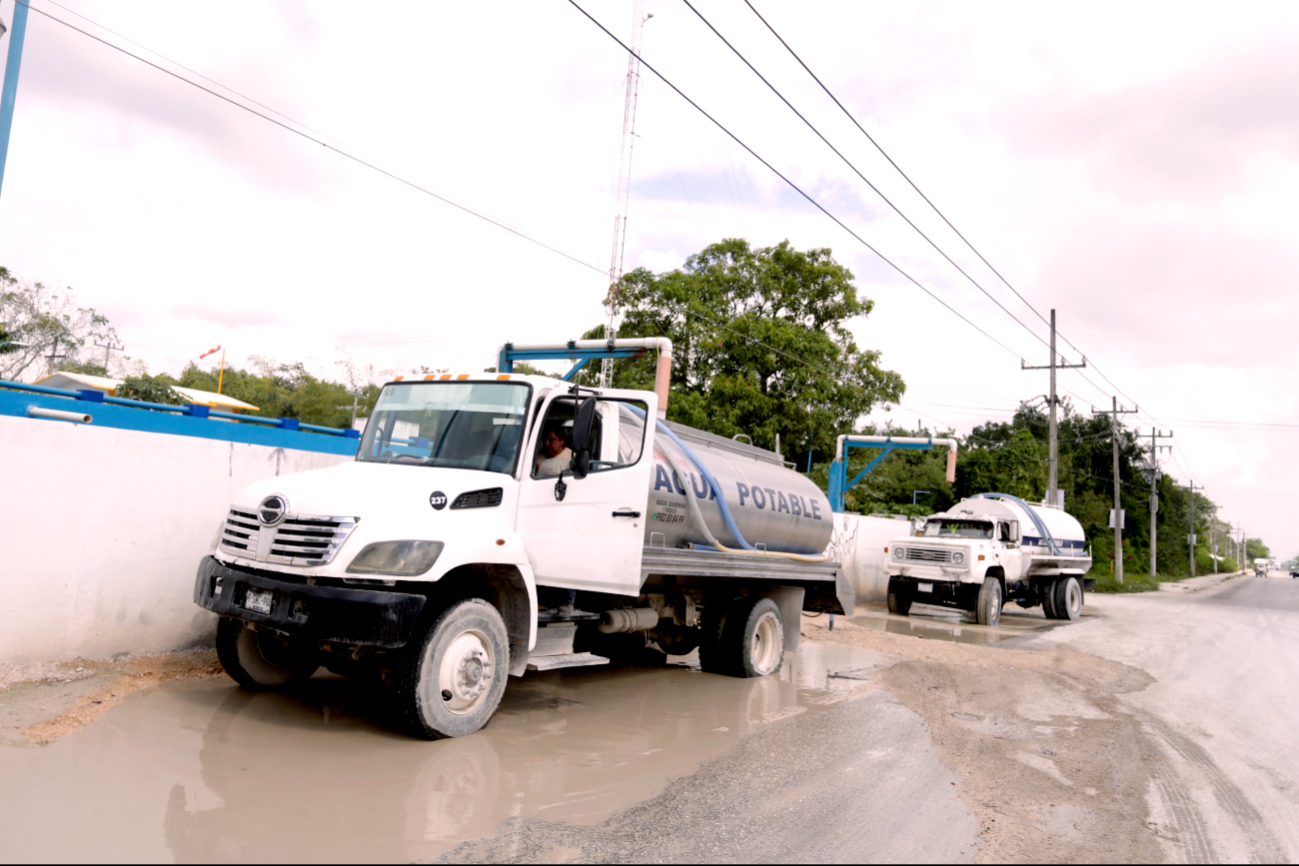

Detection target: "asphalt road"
[1204, 569, 1299, 611]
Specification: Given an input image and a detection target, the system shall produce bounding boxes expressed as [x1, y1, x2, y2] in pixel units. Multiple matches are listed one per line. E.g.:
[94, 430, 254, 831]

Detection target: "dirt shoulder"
[803, 611, 1163, 864]
[0, 650, 222, 746]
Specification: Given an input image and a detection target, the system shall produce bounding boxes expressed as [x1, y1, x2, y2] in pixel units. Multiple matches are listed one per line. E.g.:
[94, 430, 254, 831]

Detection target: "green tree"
[117, 373, 182, 405]
[598, 238, 904, 458]
[0, 267, 119, 382]
[1245, 538, 1270, 560]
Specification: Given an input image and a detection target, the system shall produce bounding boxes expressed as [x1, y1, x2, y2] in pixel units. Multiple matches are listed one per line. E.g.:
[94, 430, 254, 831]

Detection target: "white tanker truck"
[883, 494, 1093, 626]
[193, 339, 851, 739]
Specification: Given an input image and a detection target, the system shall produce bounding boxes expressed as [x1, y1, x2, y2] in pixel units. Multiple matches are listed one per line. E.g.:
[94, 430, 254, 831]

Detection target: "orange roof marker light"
[456, 374, 470, 380]
[440, 374, 452, 380]
[496, 374, 511, 380]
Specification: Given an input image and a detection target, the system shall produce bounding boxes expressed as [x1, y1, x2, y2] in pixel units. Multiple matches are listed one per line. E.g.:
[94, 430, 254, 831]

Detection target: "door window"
[531, 397, 648, 479]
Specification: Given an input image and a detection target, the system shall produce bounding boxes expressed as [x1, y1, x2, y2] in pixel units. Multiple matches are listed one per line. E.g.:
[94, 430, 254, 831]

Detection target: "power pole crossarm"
[1021, 309, 1085, 510]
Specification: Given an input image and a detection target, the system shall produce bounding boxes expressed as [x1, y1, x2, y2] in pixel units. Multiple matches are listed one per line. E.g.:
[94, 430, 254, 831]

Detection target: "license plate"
[917, 583, 933, 594]
[244, 589, 273, 615]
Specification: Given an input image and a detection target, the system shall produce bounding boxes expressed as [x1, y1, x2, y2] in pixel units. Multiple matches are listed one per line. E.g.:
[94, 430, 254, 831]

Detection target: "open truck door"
[516, 389, 657, 596]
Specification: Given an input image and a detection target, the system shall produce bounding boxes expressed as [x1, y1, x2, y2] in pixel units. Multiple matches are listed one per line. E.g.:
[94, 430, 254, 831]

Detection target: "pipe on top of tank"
[498, 338, 673, 418]
[835, 435, 959, 484]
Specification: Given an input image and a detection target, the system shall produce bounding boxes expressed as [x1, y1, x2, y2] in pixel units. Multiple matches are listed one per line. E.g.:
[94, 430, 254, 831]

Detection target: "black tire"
[1054, 576, 1083, 621]
[394, 598, 510, 740]
[975, 577, 1003, 627]
[215, 616, 318, 690]
[887, 579, 913, 616]
[1041, 578, 1060, 619]
[699, 596, 784, 678]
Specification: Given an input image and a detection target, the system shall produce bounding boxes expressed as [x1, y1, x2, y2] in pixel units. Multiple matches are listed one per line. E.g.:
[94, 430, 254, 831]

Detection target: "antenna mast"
[599, 1, 650, 388]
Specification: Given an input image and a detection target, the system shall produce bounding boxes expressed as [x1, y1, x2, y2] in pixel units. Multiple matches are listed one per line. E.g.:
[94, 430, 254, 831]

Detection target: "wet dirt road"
[3, 574, 1296, 864]
[0, 643, 974, 863]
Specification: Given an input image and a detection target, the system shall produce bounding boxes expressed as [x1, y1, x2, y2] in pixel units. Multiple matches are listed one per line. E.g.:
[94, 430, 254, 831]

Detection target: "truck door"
[996, 520, 1024, 583]
[515, 389, 657, 596]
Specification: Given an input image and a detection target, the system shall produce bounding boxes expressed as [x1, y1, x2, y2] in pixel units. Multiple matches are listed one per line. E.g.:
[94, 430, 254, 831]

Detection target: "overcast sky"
[2, 0, 1296, 557]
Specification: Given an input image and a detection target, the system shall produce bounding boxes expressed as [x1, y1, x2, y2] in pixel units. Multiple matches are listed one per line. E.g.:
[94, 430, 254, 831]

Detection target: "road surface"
[1, 572, 1295, 863]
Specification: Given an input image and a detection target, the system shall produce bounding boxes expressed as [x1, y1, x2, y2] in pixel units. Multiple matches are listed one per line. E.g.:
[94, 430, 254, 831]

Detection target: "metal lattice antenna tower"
[599, 1, 650, 388]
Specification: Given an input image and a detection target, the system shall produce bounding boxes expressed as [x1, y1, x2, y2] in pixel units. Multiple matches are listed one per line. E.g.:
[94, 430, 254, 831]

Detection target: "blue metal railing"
[0, 378, 360, 439]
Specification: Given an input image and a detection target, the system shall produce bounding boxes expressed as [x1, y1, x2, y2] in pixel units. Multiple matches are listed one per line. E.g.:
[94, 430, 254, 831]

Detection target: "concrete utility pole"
[1184, 481, 1205, 576]
[1093, 396, 1137, 583]
[1022, 309, 1086, 509]
[1144, 428, 1173, 577]
[94, 339, 123, 373]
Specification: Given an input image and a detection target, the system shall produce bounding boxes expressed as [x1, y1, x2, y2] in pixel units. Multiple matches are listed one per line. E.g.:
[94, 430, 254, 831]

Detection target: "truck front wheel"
[700, 596, 784, 678]
[215, 616, 318, 690]
[975, 577, 1003, 627]
[887, 579, 913, 616]
[395, 598, 509, 739]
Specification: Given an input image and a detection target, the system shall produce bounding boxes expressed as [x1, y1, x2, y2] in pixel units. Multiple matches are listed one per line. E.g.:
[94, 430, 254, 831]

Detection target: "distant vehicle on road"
[1290, 566, 1298, 579]
[1254, 558, 1269, 577]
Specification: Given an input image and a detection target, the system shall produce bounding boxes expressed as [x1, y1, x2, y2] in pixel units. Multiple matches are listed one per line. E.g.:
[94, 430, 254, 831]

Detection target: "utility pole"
[93, 339, 123, 373]
[1022, 309, 1086, 509]
[45, 336, 65, 376]
[1093, 396, 1137, 583]
[0, 0, 31, 200]
[1144, 428, 1173, 577]
[1184, 481, 1205, 576]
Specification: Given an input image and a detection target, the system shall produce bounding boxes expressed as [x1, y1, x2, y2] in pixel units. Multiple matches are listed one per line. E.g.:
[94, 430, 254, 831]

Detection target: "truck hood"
[233, 460, 514, 518]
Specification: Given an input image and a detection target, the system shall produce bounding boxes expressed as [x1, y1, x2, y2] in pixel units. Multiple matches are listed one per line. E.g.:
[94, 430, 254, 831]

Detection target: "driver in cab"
[534, 424, 573, 478]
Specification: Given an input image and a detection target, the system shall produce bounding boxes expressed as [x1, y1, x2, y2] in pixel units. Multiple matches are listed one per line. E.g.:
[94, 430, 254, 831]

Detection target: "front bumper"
[193, 556, 426, 649]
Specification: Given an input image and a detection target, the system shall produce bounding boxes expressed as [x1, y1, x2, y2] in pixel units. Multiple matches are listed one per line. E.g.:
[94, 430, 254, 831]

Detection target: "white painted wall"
[831, 513, 916, 603]
[0, 415, 351, 663]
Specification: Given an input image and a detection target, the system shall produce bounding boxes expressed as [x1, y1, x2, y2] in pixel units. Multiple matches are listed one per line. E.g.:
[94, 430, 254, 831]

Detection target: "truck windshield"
[357, 381, 531, 473]
[922, 519, 994, 539]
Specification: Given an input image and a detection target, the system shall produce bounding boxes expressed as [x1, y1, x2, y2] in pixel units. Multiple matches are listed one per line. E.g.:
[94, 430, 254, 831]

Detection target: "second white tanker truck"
[884, 494, 1094, 626]
[193, 338, 852, 739]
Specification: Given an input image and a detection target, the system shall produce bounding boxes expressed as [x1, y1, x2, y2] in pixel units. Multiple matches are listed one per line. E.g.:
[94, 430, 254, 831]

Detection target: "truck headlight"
[952, 552, 964, 564]
[346, 540, 444, 576]
[893, 547, 905, 560]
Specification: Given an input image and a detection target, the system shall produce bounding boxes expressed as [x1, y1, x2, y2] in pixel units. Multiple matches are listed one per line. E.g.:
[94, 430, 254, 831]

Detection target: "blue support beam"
[830, 440, 937, 512]
[498, 342, 648, 376]
[0, 0, 30, 199]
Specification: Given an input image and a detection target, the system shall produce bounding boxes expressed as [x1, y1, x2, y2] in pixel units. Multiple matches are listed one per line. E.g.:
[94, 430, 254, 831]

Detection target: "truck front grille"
[219, 508, 359, 566]
[903, 547, 956, 564]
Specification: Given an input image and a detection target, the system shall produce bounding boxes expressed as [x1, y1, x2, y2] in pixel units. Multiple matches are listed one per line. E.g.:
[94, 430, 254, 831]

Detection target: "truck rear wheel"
[700, 596, 784, 678]
[395, 598, 509, 739]
[975, 577, 1003, 627]
[887, 579, 913, 616]
[1054, 576, 1083, 621]
[215, 616, 318, 690]
[1041, 578, 1060, 619]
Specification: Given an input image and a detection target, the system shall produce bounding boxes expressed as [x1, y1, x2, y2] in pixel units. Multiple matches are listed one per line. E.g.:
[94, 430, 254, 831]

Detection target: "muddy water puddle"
[0, 642, 884, 863]
[848, 608, 1060, 645]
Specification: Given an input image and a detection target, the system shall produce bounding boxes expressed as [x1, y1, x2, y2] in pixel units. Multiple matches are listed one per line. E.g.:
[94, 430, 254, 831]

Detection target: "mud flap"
[834, 568, 856, 618]
[763, 586, 806, 653]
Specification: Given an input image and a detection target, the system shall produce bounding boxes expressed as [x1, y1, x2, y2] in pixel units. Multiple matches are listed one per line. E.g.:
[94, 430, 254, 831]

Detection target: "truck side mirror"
[1009, 520, 1019, 542]
[568, 397, 597, 480]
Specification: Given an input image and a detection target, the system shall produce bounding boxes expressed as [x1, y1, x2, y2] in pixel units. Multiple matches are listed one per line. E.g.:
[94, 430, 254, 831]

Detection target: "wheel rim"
[750, 611, 782, 675]
[433, 629, 496, 716]
[987, 582, 1002, 625]
[1064, 580, 1082, 617]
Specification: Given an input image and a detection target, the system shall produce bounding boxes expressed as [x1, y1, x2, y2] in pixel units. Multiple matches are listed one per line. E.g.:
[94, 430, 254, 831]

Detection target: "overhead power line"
[566, 0, 1026, 361]
[740, 2, 1157, 435]
[19, 0, 607, 277]
[681, 0, 1052, 354]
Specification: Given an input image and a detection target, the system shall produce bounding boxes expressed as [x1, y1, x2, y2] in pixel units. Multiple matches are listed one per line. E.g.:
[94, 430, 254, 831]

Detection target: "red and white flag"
[199, 345, 221, 359]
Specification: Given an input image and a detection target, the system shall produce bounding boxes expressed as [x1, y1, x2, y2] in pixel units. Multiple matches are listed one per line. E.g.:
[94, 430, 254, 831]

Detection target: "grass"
[1089, 568, 1240, 594]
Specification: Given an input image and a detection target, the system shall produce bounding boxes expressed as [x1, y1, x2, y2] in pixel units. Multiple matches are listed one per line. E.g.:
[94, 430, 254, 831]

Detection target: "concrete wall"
[831, 513, 916, 603]
[1, 403, 353, 662]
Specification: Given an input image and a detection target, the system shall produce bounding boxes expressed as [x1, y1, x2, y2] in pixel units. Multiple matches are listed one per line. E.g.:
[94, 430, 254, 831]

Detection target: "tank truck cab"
[193, 339, 851, 740]
[884, 494, 1093, 627]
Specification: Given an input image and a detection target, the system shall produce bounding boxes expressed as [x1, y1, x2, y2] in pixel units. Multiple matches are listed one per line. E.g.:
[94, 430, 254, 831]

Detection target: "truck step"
[526, 652, 610, 672]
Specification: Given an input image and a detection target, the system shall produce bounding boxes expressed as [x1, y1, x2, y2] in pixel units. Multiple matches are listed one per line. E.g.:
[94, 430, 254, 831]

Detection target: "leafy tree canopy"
[596, 238, 904, 457]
